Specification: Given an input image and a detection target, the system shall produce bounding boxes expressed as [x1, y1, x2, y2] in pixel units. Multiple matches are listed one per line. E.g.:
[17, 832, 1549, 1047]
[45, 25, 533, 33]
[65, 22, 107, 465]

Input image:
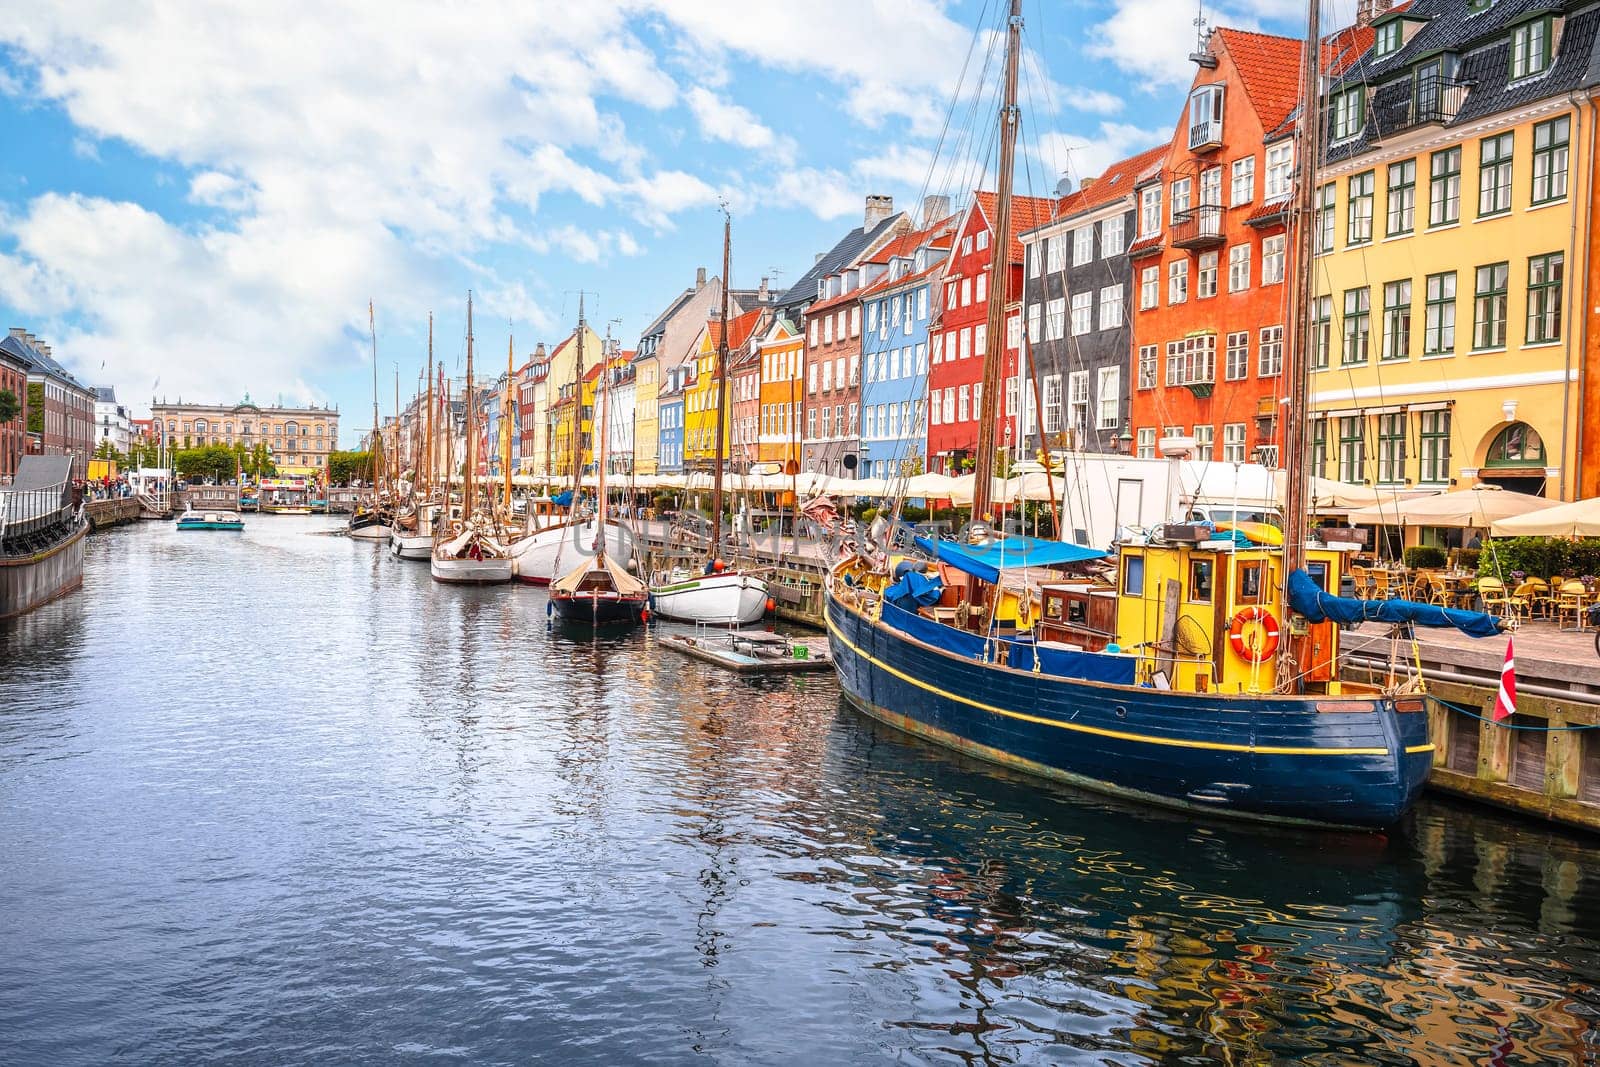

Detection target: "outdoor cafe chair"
[1477, 577, 1511, 617]
[1555, 580, 1590, 630]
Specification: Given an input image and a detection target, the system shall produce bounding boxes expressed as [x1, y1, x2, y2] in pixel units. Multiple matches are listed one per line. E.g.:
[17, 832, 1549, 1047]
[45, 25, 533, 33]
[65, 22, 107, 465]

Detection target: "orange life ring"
[1228, 607, 1281, 662]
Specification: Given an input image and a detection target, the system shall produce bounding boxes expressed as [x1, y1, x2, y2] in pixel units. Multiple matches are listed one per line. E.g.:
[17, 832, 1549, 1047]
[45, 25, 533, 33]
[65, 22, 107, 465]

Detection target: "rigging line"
[916, 0, 996, 208]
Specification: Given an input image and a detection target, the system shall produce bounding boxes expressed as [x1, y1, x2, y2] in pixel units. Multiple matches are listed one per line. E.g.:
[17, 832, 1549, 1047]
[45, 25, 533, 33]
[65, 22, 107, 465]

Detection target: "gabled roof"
[0, 333, 83, 389]
[638, 285, 704, 343]
[706, 307, 767, 352]
[93, 386, 117, 403]
[1213, 28, 1305, 133]
[1039, 144, 1169, 230]
[775, 211, 905, 309]
[972, 191, 1059, 263]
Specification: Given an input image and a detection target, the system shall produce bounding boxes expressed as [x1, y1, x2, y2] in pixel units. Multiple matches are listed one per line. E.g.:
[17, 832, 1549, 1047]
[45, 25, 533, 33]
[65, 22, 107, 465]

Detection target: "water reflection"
[2, 517, 1599, 1065]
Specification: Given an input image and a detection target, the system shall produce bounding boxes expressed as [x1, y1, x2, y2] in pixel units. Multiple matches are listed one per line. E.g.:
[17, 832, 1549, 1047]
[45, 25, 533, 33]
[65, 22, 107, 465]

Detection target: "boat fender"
[765, 598, 776, 613]
[1227, 607, 1281, 662]
[546, 600, 554, 618]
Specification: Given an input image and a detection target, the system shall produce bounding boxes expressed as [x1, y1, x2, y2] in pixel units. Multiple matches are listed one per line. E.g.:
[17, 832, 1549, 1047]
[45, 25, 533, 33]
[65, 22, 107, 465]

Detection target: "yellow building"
[1309, 2, 1596, 524]
[531, 324, 604, 481]
[151, 396, 340, 471]
[631, 269, 730, 477]
[682, 308, 767, 471]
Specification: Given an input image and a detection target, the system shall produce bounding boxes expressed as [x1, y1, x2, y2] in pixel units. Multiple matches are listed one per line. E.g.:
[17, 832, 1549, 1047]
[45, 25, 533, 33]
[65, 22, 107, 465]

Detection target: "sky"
[0, 0, 1313, 433]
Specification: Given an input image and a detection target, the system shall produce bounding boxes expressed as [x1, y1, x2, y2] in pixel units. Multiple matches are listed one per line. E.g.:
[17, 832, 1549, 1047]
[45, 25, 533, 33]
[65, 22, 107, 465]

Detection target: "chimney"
[695, 266, 707, 289]
[8, 328, 25, 340]
[758, 276, 769, 302]
[1079, 177, 1097, 192]
[921, 195, 951, 226]
[1354, 0, 1391, 28]
[864, 194, 894, 231]
[534, 342, 546, 360]
[814, 252, 826, 265]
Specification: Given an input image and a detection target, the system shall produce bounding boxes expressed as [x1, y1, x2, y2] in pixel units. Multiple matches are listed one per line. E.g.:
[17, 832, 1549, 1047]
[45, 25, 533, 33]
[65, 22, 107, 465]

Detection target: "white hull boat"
[390, 528, 433, 559]
[650, 570, 771, 626]
[429, 555, 514, 584]
[511, 520, 634, 584]
[348, 522, 391, 541]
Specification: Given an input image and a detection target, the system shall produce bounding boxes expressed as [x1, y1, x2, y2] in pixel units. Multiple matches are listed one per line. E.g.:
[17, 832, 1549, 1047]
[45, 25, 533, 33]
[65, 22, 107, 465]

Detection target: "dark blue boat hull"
[550, 593, 646, 629]
[824, 588, 1431, 829]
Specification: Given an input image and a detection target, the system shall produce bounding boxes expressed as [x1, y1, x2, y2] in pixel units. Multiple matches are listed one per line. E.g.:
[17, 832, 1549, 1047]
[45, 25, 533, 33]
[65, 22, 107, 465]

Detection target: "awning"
[913, 532, 1105, 584]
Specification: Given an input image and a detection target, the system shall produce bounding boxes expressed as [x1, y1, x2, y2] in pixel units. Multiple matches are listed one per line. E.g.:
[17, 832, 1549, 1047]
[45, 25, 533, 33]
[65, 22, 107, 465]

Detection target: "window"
[1098, 285, 1123, 330]
[1165, 341, 1184, 387]
[1140, 186, 1162, 236]
[1027, 242, 1041, 278]
[959, 329, 971, 360]
[1170, 178, 1192, 221]
[1487, 421, 1546, 466]
[1317, 182, 1336, 253]
[1223, 422, 1247, 462]
[1225, 331, 1249, 381]
[974, 324, 986, 356]
[1041, 375, 1062, 433]
[1200, 166, 1222, 208]
[1101, 216, 1125, 256]
[1424, 271, 1457, 355]
[1140, 265, 1159, 309]
[1197, 251, 1218, 298]
[1342, 287, 1370, 365]
[1429, 147, 1461, 226]
[1136, 428, 1156, 458]
[1073, 226, 1094, 266]
[1478, 133, 1513, 217]
[1312, 295, 1332, 370]
[1338, 415, 1366, 483]
[1262, 234, 1285, 284]
[1007, 313, 1020, 351]
[1532, 116, 1570, 204]
[1097, 367, 1120, 429]
[1047, 298, 1066, 339]
[1046, 234, 1065, 273]
[931, 334, 944, 365]
[1330, 87, 1364, 142]
[918, 289, 928, 320]
[961, 278, 972, 307]
[820, 405, 832, 437]
[1348, 171, 1375, 244]
[1527, 252, 1564, 343]
[1067, 371, 1089, 434]
[1265, 142, 1293, 199]
[1183, 334, 1216, 384]
[1192, 424, 1214, 460]
[820, 360, 831, 391]
[1472, 262, 1509, 349]
[1189, 84, 1224, 148]
[1386, 159, 1415, 236]
[1419, 410, 1451, 483]
[1123, 552, 1145, 595]
[946, 283, 957, 311]
[1258, 325, 1283, 377]
[1188, 557, 1215, 604]
[1374, 18, 1402, 56]
[1377, 413, 1406, 484]
[976, 272, 987, 305]
[1070, 292, 1093, 335]
[1027, 303, 1041, 343]
[1230, 156, 1255, 206]
[1168, 259, 1188, 304]
[1382, 280, 1412, 361]
[1511, 17, 1552, 80]
[1137, 345, 1157, 389]
[848, 402, 859, 435]
[977, 230, 989, 251]
[942, 388, 954, 424]
[823, 316, 833, 344]
[1311, 419, 1328, 480]
[1227, 243, 1250, 292]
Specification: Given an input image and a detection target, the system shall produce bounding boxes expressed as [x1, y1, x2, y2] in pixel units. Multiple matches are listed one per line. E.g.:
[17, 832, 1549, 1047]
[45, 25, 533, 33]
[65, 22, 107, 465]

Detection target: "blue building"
[656, 363, 690, 474]
[858, 218, 954, 481]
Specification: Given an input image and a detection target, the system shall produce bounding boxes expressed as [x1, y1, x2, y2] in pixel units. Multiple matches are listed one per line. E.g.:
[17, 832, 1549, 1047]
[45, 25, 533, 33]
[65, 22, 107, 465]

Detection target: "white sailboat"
[392, 315, 440, 560]
[350, 301, 393, 540]
[648, 210, 771, 626]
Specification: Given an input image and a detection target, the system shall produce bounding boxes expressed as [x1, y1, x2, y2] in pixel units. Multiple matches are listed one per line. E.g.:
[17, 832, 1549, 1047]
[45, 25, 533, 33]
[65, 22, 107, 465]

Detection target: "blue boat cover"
[1287, 568, 1503, 639]
[912, 534, 1106, 584]
[551, 490, 574, 507]
[884, 569, 943, 612]
[881, 600, 1137, 685]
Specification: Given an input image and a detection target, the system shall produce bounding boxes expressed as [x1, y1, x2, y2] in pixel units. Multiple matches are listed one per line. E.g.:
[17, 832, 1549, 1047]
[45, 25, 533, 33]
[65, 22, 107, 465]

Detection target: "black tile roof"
[0, 334, 84, 389]
[774, 213, 904, 312]
[1325, 0, 1600, 163]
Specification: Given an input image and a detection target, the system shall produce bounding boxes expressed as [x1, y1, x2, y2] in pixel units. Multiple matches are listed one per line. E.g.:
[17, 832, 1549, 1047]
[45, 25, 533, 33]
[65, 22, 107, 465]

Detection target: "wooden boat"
[820, 0, 1505, 830]
[349, 301, 393, 540]
[177, 509, 244, 531]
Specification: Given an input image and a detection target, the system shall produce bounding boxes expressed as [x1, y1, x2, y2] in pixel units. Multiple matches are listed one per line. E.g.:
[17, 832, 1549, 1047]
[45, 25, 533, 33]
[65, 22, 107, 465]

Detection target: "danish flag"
[1492, 636, 1517, 722]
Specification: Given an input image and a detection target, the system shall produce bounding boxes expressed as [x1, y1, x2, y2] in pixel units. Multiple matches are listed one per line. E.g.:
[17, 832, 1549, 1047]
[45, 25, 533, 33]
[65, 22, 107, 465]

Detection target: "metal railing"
[1170, 205, 1225, 248]
[0, 481, 75, 548]
[1188, 118, 1222, 151]
[1398, 76, 1469, 131]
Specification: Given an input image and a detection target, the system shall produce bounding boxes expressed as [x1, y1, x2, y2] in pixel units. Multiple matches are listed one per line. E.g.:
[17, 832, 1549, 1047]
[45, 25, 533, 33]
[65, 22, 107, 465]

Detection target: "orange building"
[754, 315, 803, 468]
[1128, 25, 1370, 464]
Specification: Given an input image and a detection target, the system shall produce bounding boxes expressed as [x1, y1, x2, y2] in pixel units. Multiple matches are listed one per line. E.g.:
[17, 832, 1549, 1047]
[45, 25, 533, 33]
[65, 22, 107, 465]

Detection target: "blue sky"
[0, 0, 1310, 432]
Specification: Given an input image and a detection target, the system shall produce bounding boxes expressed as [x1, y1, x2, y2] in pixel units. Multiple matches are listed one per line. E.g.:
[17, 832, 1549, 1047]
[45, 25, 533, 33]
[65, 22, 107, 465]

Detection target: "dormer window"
[1330, 87, 1364, 143]
[1510, 18, 1552, 80]
[1374, 20, 1402, 57]
[1188, 84, 1224, 151]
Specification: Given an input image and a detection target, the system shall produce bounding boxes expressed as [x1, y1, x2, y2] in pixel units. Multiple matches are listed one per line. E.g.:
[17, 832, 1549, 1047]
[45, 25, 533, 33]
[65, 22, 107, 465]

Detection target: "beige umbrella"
[1346, 484, 1557, 528]
[1490, 496, 1600, 537]
[1272, 471, 1435, 512]
[903, 472, 964, 498]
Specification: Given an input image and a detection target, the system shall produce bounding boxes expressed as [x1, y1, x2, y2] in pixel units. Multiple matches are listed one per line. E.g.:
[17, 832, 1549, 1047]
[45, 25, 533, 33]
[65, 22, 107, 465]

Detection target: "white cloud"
[684, 86, 795, 162]
[1086, 0, 1306, 89]
[1033, 123, 1169, 184]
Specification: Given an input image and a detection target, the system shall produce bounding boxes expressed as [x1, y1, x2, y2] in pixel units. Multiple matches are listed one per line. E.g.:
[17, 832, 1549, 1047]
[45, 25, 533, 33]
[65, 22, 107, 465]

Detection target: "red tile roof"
[973, 191, 1058, 263]
[1214, 28, 1304, 133]
[1127, 234, 1164, 258]
[706, 307, 766, 350]
[1052, 144, 1168, 219]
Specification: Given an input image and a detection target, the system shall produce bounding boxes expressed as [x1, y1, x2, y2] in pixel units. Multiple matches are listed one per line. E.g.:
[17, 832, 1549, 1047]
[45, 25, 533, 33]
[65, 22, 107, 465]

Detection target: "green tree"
[174, 444, 239, 483]
[26, 382, 44, 433]
[0, 388, 19, 426]
[93, 439, 124, 464]
[327, 450, 372, 486]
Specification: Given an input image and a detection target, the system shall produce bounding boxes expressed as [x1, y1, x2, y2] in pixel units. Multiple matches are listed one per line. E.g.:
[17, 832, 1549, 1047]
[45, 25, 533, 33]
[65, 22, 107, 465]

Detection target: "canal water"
[4, 517, 1599, 1065]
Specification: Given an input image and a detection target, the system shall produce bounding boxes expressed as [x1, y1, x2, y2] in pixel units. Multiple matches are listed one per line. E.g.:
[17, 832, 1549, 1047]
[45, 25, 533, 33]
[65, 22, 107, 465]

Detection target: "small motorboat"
[549, 553, 648, 627]
[176, 509, 244, 532]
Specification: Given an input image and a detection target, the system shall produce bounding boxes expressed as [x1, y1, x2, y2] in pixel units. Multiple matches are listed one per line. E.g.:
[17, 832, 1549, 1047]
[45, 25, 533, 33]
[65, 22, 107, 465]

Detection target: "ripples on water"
[3, 517, 1600, 1065]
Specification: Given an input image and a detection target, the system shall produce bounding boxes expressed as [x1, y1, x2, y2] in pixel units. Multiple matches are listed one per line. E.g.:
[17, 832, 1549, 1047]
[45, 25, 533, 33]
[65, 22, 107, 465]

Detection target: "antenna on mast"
[1188, 0, 1217, 67]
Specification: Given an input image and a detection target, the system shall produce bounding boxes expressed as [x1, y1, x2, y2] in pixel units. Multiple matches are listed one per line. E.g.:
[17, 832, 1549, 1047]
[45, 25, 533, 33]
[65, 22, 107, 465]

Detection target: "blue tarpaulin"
[1287, 568, 1503, 639]
[912, 533, 1105, 584]
[551, 490, 574, 507]
[880, 599, 1137, 685]
[884, 569, 943, 612]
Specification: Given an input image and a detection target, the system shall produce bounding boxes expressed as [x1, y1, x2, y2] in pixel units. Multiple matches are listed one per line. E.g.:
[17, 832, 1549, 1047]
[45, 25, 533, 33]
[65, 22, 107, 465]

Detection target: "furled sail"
[1287, 569, 1503, 639]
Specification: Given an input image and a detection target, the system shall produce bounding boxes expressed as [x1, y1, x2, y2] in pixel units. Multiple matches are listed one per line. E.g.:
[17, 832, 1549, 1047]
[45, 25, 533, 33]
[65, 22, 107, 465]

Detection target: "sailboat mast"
[504, 333, 514, 512]
[572, 295, 586, 494]
[369, 301, 381, 495]
[970, 0, 1022, 526]
[425, 314, 434, 493]
[1277, 0, 1323, 690]
[465, 292, 476, 518]
[596, 327, 612, 562]
[712, 209, 732, 557]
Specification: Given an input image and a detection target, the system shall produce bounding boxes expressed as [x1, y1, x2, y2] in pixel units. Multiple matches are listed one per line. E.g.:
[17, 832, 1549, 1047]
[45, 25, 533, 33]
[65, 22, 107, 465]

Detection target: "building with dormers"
[2, 328, 94, 479]
[1310, 0, 1600, 506]
[754, 315, 804, 469]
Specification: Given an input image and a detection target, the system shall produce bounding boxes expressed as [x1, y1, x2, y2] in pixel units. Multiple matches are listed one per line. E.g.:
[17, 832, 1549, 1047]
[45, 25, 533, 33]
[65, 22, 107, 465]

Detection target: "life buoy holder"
[1228, 607, 1281, 662]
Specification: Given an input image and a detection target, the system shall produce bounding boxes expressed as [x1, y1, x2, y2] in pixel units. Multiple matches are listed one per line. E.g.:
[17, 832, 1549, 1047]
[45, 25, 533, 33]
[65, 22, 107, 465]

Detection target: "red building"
[1, 328, 93, 479]
[1127, 26, 1370, 465]
[927, 191, 1055, 473]
[0, 343, 26, 482]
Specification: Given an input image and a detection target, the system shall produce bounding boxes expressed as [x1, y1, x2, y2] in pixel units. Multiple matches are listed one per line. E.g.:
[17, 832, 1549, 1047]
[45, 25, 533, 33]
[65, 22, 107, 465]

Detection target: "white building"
[93, 386, 133, 457]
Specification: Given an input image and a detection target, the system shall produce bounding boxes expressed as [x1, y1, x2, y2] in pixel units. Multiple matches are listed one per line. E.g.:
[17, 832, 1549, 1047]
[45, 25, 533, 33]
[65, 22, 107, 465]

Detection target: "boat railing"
[1, 481, 77, 549]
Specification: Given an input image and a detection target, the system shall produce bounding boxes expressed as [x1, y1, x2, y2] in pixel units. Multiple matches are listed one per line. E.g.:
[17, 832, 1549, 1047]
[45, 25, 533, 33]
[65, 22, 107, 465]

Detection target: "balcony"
[1394, 76, 1469, 132]
[1170, 205, 1225, 251]
[1188, 118, 1222, 153]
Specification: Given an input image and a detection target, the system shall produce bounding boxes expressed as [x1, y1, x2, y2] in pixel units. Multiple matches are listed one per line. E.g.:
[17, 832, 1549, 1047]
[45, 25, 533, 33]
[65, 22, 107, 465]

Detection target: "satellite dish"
[1055, 175, 1074, 197]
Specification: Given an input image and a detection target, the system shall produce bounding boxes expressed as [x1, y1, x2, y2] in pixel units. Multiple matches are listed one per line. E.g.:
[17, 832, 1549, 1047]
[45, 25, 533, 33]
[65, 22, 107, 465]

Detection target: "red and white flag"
[1492, 636, 1517, 721]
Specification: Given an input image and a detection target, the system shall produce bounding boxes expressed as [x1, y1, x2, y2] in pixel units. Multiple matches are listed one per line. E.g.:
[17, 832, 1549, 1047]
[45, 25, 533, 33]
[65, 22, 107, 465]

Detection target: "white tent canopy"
[1490, 496, 1600, 537]
[1346, 484, 1557, 528]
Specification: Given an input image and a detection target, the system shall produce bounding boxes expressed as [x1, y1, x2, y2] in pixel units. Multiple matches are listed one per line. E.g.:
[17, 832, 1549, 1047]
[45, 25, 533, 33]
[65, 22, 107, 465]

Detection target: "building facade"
[2, 329, 94, 479]
[0, 343, 26, 482]
[656, 364, 689, 475]
[92, 386, 133, 458]
[150, 397, 340, 474]
[1312, 0, 1600, 503]
[755, 316, 804, 468]
[632, 268, 727, 478]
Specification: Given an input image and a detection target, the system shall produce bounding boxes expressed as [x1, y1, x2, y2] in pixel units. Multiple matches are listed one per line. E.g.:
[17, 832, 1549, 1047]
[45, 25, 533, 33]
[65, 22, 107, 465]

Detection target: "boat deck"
[660, 630, 834, 673]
